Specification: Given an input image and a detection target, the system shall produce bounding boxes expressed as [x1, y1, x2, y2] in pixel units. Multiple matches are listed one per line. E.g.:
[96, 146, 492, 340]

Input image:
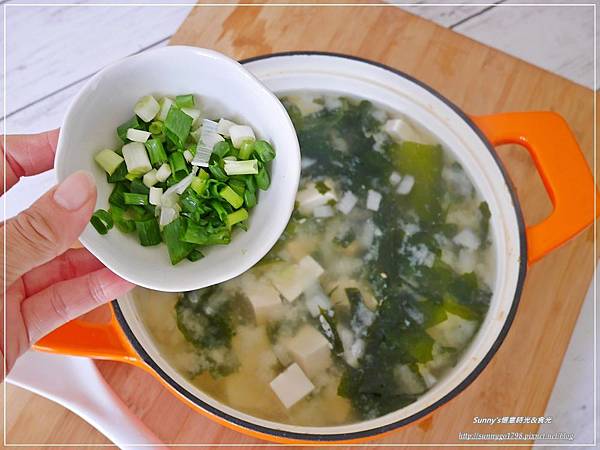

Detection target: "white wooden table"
[1, 1, 596, 447]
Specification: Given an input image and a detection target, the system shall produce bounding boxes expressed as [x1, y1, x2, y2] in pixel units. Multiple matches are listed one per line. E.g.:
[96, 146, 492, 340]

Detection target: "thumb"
[5, 170, 97, 286]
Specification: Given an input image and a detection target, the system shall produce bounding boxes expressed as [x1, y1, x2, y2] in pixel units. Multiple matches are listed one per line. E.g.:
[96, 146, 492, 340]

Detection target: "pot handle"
[33, 304, 142, 366]
[472, 112, 597, 264]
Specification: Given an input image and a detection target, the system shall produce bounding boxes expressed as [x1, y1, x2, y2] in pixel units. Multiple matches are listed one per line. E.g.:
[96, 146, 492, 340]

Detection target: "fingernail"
[53, 170, 95, 210]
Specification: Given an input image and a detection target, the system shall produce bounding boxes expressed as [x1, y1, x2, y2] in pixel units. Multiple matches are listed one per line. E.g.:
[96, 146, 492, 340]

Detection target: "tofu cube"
[229, 125, 256, 148]
[384, 118, 423, 143]
[270, 363, 314, 409]
[296, 181, 337, 215]
[267, 256, 324, 302]
[267, 264, 304, 302]
[285, 325, 332, 378]
[244, 283, 283, 324]
[298, 255, 324, 280]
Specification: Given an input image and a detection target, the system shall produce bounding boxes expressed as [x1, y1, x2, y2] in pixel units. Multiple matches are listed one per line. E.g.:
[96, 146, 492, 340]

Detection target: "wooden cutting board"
[6, 3, 596, 448]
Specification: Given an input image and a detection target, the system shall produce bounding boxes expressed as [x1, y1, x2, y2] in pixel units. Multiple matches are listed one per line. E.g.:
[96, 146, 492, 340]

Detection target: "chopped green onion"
[149, 187, 163, 206]
[143, 169, 158, 188]
[123, 192, 149, 206]
[130, 179, 150, 194]
[94, 149, 124, 176]
[126, 128, 151, 143]
[109, 206, 135, 233]
[117, 116, 141, 142]
[164, 107, 193, 148]
[224, 159, 258, 176]
[212, 141, 232, 159]
[181, 222, 231, 245]
[93, 93, 276, 264]
[107, 161, 128, 183]
[115, 219, 136, 233]
[175, 94, 195, 108]
[148, 121, 164, 135]
[244, 188, 257, 208]
[191, 176, 208, 196]
[169, 152, 189, 180]
[181, 107, 201, 124]
[135, 218, 161, 246]
[163, 218, 194, 265]
[211, 200, 229, 223]
[255, 165, 271, 190]
[122, 142, 152, 176]
[227, 208, 248, 228]
[108, 183, 128, 208]
[238, 140, 254, 160]
[134, 95, 160, 122]
[220, 185, 244, 209]
[155, 163, 172, 182]
[90, 209, 113, 235]
[145, 138, 168, 167]
[209, 164, 229, 181]
[157, 97, 174, 122]
[128, 205, 151, 221]
[228, 178, 246, 196]
[254, 140, 276, 163]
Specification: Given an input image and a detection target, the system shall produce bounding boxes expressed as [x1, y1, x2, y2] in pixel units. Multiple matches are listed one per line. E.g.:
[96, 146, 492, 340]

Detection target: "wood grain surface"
[4, 3, 597, 448]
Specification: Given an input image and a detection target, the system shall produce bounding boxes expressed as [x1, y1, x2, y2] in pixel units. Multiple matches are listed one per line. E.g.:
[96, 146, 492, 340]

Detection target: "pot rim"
[112, 51, 528, 442]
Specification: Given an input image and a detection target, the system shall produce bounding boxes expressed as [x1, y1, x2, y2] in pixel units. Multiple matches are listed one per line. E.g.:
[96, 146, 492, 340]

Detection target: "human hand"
[1, 130, 134, 378]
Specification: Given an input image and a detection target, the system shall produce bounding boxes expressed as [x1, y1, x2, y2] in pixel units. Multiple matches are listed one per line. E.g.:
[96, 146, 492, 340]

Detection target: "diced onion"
[183, 150, 194, 163]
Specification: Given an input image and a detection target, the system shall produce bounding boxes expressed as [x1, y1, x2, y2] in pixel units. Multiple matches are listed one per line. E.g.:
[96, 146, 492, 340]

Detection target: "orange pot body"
[34, 109, 597, 444]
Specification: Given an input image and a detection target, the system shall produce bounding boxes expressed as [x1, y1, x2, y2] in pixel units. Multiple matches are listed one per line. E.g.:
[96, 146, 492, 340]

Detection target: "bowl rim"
[112, 51, 528, 442]
[55, 45, 301, 292]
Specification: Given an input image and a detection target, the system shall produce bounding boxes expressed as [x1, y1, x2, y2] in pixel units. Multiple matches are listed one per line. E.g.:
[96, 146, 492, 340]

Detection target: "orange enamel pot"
[35, 52, 597, 443]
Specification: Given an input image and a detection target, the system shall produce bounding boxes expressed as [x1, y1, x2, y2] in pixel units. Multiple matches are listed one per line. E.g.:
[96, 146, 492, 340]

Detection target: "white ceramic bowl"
[55, 46, 301, 292]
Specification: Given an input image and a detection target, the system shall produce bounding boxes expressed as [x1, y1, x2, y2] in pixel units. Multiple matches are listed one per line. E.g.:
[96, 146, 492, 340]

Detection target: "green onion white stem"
[134, 95, 160, 122]
[122, 142, 152, 176]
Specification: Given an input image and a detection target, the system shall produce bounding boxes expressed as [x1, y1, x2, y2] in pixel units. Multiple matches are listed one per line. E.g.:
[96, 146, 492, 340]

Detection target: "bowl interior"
[116, 53, 525, 439]
[55, 46, 300, 292]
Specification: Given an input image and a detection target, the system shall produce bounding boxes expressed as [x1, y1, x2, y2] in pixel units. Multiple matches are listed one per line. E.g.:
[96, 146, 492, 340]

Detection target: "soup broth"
[135, 92, 495, 426]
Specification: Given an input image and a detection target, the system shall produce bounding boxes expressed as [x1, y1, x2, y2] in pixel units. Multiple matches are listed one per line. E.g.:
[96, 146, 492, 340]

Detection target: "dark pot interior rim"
[112, 51, 528, 442]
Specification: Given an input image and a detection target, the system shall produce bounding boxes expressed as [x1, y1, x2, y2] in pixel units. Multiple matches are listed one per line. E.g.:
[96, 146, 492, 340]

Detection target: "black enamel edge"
[112, 51, 528, 442]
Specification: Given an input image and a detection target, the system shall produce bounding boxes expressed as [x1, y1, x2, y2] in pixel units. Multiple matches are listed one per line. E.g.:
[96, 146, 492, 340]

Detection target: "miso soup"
[135, 92, 495, 426]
